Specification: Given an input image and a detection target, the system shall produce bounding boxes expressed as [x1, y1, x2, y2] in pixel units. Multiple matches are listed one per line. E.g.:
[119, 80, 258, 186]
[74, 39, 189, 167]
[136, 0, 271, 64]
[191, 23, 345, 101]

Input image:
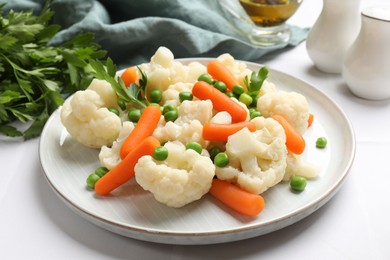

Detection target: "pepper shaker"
[306, 0, 361, 73]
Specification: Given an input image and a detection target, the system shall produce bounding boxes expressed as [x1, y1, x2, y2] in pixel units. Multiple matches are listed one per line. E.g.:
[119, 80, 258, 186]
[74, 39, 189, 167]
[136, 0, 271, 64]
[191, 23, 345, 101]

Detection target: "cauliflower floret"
[259, 80, 277, 96]
[98, 121, 134, 170]
[284, 153, 319, 181]
[257, 90, 310, 134]
[135, 141, 215, 208]
[150, 46, 174, 67]
[60, 79, 121, 148]
[216, 117, 287, 194]
[138, 47, 174, 92]
[217, 53, 252, 87]
[87, 79, 119, 109]
[170, 61, 207, 84]
[210, 111, 232, 124]
[162, 82, 193, 106]
[153, 120, 205, 146]
[139, 47, 206, 94]
[177, 100, 213, 125]
[153, 100, 213, 146]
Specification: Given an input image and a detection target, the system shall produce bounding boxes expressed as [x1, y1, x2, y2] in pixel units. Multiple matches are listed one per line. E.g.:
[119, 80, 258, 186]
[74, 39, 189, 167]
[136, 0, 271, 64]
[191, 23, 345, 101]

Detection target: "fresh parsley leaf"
[128, 83, 141, 101]
[245, 66, 269, 96]
[0, 3, 108, 140]
[0, 125, 23, 137]
[0, 90, 23, 104]
[88, 59, 148, 108]
[0, 34, 17, 50]
[23, 109, 49, 140]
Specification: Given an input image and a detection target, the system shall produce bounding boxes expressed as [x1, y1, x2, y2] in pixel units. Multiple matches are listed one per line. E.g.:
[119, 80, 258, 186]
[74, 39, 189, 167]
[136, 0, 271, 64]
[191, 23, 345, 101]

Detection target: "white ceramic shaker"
[342, 6, 390, 100]
[306, 0, 361, 73]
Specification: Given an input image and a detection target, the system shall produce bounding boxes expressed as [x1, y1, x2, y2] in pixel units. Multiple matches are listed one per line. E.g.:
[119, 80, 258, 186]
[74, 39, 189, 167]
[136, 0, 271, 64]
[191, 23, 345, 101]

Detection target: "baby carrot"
[209, 179, 265, 217]
[272, 114, 306, 155]
[95, 136, 160, 195]
[120, 105, 162, 159]
[120, 66, 138, 87]
[207, 60, 240, 91]
[203, 122, 256, 142]
[192, 81, 247, 122]
[308, 113, 314, 127]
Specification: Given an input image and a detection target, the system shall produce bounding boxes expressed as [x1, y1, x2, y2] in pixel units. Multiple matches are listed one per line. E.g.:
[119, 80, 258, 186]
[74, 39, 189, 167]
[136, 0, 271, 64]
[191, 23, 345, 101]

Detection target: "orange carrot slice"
[272, 114, 306, 154]
[192, 81, 247, 123]
[120, 105, 161, 160]
[308, 113, 314, 127]
[120, 66, 138, 87]
[209, 179, 265, 217]
[95, 136, 160, 195]
[207, 60, 240, 91]
[202, 122, 256, 142]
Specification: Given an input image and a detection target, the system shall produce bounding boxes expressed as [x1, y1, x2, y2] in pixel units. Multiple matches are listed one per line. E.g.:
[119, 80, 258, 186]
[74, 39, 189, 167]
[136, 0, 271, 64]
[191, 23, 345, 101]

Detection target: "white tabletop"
[1, 0, 390, 259]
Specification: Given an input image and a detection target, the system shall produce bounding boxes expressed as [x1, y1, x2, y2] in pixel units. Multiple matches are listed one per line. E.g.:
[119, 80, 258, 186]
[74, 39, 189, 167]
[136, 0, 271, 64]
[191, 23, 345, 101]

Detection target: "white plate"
[39, 59, 355, 245]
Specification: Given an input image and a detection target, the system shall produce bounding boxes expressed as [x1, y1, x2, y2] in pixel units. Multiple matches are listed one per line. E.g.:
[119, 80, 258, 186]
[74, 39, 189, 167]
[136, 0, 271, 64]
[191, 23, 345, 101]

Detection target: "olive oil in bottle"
[239, 0, 301, 27]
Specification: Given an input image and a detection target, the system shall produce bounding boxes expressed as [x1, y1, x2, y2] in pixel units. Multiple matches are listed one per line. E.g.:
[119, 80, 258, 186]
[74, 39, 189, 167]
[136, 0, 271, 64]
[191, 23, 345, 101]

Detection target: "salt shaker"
[342, 6, 390, 100]
[306, 0, 361, 73]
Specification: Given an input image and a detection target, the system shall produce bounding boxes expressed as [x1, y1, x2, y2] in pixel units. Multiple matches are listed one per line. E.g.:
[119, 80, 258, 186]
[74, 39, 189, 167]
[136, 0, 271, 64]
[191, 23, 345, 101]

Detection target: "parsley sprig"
[0, 3, 107, 139]
[244, 66, 269, 96]
[88, 58, 149, 109]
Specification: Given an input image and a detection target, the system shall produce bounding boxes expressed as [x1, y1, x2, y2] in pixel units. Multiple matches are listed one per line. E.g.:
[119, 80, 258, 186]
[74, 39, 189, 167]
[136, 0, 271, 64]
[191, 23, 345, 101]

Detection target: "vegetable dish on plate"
[60, 47, 322, 216]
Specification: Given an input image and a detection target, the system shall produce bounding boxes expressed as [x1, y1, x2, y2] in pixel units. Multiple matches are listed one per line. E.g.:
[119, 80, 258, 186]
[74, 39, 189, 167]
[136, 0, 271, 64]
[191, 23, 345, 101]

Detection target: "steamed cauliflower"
[153, 100, 213, 147]
[162, 82, 193, 106]
[284, 153, 319, 181]
[139, 47, 206, 93]
[210, 111, 232, 124]
[135, 141, 215, 208]
[257, 90, 310, 134]
[259, 80, 277, 96]
[60, 79, 121, 148]
[217, 53, 252, 87]
[216, 117, 288, 194]
[177, 100, 213, 125]
[99, 121, 134, 170]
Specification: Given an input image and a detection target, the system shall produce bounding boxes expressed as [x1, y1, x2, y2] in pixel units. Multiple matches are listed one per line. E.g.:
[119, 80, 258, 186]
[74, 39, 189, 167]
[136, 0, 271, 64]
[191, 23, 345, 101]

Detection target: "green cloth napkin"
[2, 0, 309, 68]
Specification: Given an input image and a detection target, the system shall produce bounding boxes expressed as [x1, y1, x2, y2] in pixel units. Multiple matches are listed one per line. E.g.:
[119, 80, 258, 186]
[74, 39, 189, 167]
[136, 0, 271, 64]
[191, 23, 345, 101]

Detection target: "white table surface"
[1, 0, 390, 259]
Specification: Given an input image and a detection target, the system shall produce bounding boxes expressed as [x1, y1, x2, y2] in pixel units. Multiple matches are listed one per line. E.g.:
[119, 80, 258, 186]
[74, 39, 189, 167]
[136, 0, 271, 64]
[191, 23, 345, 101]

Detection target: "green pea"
[226, 92, 235, 98]
[150, 89, 162, 103]
[290, 175, 307, 192]
[149, 103, 161, 109]
[186, 142, 203, 154]
[179, 91, 193, 102]
[153, 146, 168, 161]
[250, 110, 262, 119]
[208, 147, 221, 160]
[214, 152, 229, 167]
[248, 108, 257, 114]
[86, 173, 100, 189]
[213, 81, 227, 93]
[198, 73, 213, 84]
[232, 85, 245, 95]
[250, 95, 259, 107]
[316, 137, 327, 148]
[95, 166, 109, 178]
[164, 109, 178, 122]
[117, 99, 127, 111]
[239, 93, 253, 106]
[108, 107, 120, 116]
[128, 109, 141, 122]
[162, 104, 177, 114]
